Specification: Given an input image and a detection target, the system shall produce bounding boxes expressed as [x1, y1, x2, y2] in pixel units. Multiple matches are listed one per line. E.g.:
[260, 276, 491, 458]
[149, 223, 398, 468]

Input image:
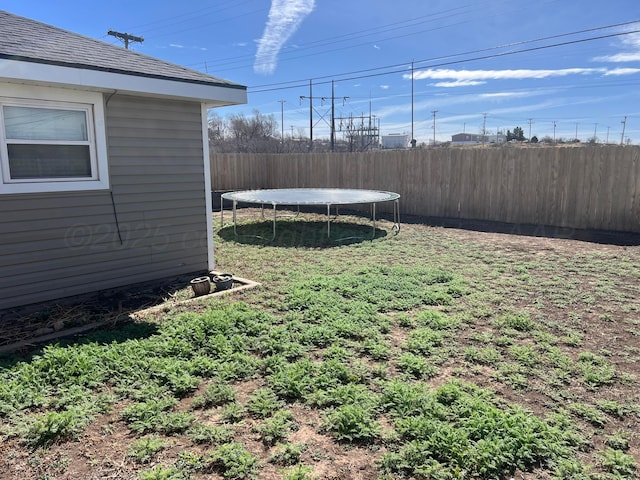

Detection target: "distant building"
[488, 133, 507, 143]
[451, 133, 486, 145]
[451, 133, 506, 145]
[381, 133, 409, 149]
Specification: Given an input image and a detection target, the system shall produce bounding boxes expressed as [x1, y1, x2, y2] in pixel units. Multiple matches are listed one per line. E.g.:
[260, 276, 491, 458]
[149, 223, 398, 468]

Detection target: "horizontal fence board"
[211, 146, 640, 233]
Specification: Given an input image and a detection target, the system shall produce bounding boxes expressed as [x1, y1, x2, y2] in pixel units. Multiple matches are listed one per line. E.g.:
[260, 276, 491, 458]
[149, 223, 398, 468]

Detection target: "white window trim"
[0, 84, 109, 194]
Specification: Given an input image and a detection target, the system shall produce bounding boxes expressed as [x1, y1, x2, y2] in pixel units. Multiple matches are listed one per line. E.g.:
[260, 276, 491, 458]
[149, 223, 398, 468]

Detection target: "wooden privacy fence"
[211, 146, 640, 233]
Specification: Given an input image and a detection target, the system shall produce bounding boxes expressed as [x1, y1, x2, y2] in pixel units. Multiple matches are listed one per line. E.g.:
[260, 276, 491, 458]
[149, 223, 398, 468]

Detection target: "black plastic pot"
[211, 273, 233, 291]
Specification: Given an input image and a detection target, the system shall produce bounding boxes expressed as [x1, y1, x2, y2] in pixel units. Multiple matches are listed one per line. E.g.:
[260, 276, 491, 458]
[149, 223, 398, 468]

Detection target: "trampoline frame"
[220, 188, 400, 242]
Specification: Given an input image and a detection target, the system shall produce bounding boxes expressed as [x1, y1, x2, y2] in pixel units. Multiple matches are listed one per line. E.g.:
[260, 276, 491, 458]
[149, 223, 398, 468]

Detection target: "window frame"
[0, 85, 109, 194]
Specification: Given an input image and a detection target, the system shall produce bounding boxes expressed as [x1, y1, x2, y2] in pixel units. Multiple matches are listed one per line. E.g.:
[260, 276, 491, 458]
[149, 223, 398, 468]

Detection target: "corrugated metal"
[0, 94, 209, 309]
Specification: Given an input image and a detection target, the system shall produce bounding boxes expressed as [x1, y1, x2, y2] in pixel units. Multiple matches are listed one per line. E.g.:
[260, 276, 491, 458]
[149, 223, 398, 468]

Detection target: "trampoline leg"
[327, 204, 331, 238]
[232, 200, 238, 238]
[372, 203, 377, 239]
[272, 204, 277, 241]
[392, 199, 401, 234]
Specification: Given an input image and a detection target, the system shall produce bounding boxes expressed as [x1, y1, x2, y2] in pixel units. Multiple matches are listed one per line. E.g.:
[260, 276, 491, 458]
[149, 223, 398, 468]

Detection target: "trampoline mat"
[221, 188, 400, 206]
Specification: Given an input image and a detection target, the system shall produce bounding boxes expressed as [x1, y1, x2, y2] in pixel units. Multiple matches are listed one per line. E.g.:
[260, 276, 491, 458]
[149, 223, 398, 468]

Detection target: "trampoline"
[220, 188, 400, 241]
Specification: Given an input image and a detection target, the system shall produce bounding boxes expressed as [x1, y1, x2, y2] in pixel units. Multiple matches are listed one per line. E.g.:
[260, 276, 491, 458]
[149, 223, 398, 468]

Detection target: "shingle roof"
[0, 10, 245, 90]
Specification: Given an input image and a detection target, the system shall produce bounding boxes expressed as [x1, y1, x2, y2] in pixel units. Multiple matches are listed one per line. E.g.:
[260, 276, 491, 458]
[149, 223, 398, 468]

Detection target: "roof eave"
[0, 58, 247, 106]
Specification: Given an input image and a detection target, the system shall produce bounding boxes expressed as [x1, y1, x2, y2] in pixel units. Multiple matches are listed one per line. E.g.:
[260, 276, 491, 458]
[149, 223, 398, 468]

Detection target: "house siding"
[0, 94, 209, 309]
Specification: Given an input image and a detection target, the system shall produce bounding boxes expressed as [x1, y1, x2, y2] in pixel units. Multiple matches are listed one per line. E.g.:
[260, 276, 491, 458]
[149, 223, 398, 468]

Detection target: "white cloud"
[380, 84, 390, 90]
[170, 43, 209, 51]
[604, 67, 640, 76]
[434, 80, 486, 87]
[406, 68, 602, 83]
[403, 66, 639, 87]
[254, 0, 315, 74]
[594, 52, 640, 62]
[374, 88, 557, 119]
[478, 92, 532, 99]
[593, 31, 640, 62]
[373, 44, 381, 50]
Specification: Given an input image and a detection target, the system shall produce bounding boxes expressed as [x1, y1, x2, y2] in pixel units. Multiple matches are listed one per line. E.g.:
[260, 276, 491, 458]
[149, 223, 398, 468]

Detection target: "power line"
[191, 5, 472, 72]
[196, 0, 598, 75]
[247, 22, 640, 94]
[246, 19, 640, 89]
[117, 0, 254, 36]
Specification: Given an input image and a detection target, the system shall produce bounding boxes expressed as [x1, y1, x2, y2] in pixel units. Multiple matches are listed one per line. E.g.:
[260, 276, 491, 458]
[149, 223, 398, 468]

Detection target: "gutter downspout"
[201, 104, 215, 272]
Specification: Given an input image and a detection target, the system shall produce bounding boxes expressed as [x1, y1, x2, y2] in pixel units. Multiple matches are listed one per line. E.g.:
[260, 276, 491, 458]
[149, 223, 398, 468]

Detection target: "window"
[0, 85, 109, 193]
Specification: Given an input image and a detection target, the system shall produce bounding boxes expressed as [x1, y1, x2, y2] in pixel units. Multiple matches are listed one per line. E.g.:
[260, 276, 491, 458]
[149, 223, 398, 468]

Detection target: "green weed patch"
[2, 223, 639, 478]
[380, 380, 588, 478]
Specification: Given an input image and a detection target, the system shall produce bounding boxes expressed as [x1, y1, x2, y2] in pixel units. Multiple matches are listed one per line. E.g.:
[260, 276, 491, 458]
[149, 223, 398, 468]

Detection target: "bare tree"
[209, 109, 280, 153]
[228, 110, 280, 153]
[208, 112, 226, 145]
[209, 109, 355, 153]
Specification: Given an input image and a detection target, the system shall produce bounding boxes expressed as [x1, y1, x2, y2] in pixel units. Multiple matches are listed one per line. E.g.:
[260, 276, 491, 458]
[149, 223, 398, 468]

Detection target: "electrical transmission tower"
[301, 79, 352, 152]
[108, 30, 144, 49]
[334, 113, 380, 152]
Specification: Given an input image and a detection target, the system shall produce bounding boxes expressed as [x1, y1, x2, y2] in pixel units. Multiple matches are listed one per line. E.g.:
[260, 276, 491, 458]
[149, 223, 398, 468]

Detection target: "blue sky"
[5, 0, 640, 144]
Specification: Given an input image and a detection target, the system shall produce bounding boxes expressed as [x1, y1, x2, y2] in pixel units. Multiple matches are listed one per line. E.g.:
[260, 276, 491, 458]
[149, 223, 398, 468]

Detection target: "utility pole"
[482, 113, 488, 146]
[620, 116, 627, 145]
[299, 80, 314, 151]
[411, 61, 415, 146]
[325, 81, 348, 152]
[606, 126, 610, 143]
[331, 81, 335, 152]
[593, 123, 597, 142]
[107, 30, 143, 49]
[368, 93, 373, 149]
[278, 100, 286, 147]
[553, 121, 557, 143]
[309, 80, 313, 151]
[431, 110, 438, 146]
[528, 118, 534, 142]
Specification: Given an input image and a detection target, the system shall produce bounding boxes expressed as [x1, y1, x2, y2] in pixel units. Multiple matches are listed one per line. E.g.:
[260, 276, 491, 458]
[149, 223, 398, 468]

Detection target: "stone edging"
[0, 272, 260, 354]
